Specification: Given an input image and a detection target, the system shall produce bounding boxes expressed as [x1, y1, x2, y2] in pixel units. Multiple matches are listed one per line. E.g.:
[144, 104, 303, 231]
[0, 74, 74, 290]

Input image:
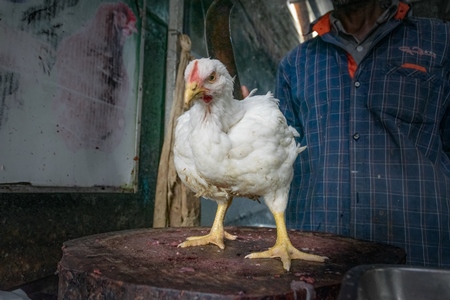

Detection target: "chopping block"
[58, 227, 406, 299]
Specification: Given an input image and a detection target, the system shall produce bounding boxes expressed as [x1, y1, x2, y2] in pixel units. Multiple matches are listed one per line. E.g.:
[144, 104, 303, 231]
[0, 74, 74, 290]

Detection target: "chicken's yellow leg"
[178, 198, 236, 249]
[245, 211, 327, 271]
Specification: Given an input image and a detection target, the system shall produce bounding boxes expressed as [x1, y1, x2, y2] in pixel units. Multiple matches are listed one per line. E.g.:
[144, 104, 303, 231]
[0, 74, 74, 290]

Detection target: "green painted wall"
[0, 0, 167, 289]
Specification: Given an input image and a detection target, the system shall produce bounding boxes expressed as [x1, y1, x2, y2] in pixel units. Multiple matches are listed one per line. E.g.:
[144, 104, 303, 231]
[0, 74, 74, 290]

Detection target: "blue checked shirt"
[276, 2, 450, 267]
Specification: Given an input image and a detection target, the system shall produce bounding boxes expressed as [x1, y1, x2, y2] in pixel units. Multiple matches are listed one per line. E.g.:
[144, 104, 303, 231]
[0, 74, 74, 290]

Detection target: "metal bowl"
[337, 264, 450, 300]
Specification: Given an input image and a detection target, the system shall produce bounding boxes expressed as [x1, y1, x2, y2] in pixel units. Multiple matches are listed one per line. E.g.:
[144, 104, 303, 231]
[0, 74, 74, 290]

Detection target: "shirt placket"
[349, 69, 372, 239]
[322, 16, 403, 240]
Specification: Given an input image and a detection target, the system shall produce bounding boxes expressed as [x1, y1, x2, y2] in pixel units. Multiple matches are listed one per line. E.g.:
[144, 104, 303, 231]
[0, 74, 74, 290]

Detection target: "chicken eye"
[208, 72, 216, 83]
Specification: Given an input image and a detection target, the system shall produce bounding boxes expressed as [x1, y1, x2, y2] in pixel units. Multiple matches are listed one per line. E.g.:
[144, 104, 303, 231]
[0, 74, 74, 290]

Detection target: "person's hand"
[241, 85, 250, 98]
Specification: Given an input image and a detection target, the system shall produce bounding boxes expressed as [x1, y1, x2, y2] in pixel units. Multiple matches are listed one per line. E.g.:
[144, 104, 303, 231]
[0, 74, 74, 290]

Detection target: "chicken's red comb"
[189, 60, 200, 83]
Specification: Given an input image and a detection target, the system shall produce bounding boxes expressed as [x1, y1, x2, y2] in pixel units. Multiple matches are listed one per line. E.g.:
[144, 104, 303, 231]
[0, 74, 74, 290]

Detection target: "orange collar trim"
[312, 2, 410, 36]
[312, 12, 332, 36]
[394, 2, 410, 20]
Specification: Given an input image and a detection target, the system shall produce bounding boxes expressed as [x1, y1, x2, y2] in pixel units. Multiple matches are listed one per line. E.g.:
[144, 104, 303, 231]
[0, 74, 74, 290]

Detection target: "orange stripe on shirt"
[347, 53, 357, 78]
[401, 63, 427, 73]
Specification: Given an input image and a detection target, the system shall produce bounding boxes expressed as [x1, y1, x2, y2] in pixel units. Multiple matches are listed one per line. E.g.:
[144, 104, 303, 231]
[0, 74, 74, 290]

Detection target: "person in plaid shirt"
[276, 0, 450, 267]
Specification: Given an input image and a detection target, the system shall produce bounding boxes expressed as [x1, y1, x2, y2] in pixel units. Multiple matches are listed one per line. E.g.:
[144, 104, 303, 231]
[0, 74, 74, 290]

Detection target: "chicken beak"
[184, 81, 205, 106]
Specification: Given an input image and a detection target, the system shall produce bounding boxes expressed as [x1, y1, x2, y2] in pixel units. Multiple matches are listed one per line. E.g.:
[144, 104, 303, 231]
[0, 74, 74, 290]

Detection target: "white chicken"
[174, 58, 327, 271]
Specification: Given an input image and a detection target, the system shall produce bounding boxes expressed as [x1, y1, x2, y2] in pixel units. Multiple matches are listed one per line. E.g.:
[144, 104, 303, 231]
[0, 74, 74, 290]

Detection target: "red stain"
[93, 268, 102, 275]
[298, 276, 315, 284]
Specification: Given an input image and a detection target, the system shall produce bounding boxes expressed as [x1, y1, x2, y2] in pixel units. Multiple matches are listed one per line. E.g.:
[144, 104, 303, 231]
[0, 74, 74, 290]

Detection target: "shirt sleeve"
[275, 54, 304, 140]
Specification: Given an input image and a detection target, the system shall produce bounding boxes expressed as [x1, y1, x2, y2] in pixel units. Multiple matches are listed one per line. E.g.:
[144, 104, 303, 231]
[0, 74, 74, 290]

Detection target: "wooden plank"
[205, 0, 243, 100]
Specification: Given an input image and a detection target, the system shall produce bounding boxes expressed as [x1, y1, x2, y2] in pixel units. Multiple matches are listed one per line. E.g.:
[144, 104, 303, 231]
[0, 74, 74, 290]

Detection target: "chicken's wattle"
[203, 95, 213, 103]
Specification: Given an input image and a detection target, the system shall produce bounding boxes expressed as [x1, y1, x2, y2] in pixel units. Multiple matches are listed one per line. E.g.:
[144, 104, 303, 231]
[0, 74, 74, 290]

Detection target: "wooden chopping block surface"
[58, 227, 406, 299]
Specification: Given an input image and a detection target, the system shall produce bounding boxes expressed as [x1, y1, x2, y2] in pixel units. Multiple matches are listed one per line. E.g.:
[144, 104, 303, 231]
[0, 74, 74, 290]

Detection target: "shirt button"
[353, 133, 360, 140]
[356, 45, 363, 52]
[354, 81, 361, 88]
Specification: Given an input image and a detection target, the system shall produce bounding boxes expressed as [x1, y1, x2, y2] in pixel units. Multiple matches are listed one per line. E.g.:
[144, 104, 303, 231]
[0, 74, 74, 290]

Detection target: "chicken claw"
[245, 212, 328, 271]
[245, 238, 327, 271]
[178, 230, 237, 249]
[178, 200, 236, 249]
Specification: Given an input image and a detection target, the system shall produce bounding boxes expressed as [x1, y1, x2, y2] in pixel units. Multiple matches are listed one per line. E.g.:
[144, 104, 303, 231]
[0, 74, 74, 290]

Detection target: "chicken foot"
[178, 198, 236, 249]
[245, 211, 327, 271]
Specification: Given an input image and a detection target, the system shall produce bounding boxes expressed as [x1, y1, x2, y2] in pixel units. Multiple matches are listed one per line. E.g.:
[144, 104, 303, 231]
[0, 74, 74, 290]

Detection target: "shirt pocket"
[377, 61, 444, 125]
[385, 61, 439, 83]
